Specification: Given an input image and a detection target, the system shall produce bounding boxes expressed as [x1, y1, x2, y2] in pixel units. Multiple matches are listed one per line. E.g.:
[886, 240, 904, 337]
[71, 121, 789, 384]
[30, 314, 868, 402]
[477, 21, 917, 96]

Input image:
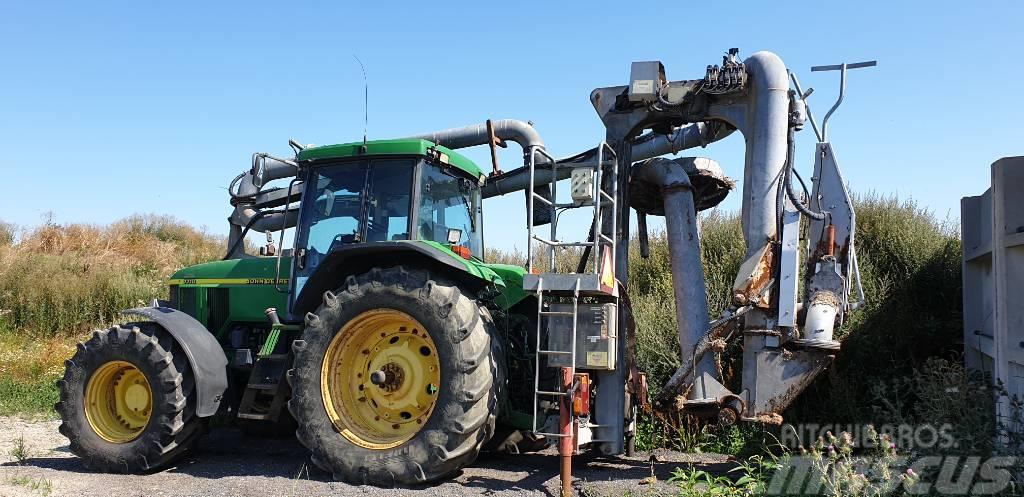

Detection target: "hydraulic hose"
[223, 208, 274, 260]
[784, 128, 826, 221]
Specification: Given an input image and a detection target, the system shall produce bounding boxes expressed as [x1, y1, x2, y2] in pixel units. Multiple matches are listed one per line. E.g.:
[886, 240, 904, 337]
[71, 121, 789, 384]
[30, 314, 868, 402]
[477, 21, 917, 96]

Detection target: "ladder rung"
[539, 310, 575, 316]
[537, 349, 571, 355]
[236, 412, 273, 421]
[246, 383, 281, 391]
[536, 390, 569, 397]
[531, 193, 553, 205]
[600, 190, 615, 202]
[598, 233, 614, 243]
[532, 236, 593, 247]
[536, 432, 572, 438]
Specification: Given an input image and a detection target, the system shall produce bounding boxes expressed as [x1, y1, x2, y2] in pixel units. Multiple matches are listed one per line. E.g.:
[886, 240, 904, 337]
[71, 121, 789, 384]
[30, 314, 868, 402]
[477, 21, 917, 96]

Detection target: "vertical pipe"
[738, 52, 791, 258]
[559, 366, 573, 497]
[634, 158, 714, 377]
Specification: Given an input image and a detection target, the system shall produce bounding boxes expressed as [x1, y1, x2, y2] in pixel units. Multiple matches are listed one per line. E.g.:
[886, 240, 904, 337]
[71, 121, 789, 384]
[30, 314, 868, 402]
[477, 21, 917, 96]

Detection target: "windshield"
[418, 165, 482, 256]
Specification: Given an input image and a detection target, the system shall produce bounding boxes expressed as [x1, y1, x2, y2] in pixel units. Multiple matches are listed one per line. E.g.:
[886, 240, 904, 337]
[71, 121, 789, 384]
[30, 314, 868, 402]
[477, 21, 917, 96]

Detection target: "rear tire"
[288, 266, 503, 486]
[56, 324, 205, 472]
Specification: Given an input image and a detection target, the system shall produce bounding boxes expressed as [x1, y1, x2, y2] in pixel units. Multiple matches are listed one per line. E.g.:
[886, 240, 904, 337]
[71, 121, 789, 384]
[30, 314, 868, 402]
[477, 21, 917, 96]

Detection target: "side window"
[418, 166, 481, 255]
[365, 160, 412, 242]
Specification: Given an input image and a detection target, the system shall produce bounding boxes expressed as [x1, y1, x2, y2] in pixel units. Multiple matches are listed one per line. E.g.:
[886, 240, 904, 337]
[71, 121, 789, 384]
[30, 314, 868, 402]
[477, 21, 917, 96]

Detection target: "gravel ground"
[0, 416, 732, 496]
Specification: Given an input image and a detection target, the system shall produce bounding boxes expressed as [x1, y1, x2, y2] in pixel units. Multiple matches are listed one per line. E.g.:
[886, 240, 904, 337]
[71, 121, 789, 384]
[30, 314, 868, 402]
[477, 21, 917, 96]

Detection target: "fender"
[292, 241, 492, 318]
[123, 306, 228, 417]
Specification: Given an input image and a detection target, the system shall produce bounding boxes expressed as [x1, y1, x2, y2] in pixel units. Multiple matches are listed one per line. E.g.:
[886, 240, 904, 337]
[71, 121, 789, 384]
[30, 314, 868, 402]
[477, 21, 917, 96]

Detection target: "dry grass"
[0, 214, 224, 336]
[0, 215, 224, 415]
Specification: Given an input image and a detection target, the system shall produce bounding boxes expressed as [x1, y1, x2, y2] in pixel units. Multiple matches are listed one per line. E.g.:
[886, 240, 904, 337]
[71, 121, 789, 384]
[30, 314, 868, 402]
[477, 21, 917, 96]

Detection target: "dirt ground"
[0, 416, 732, 497]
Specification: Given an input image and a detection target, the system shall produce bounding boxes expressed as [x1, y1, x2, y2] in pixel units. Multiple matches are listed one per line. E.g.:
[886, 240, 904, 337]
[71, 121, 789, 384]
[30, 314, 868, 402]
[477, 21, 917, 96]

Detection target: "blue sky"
[2, 1, 1021, 252]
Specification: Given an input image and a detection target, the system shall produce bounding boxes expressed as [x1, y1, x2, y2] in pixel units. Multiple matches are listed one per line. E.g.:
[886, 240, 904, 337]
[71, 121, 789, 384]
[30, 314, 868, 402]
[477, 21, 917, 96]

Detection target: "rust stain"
[734, 243, 775, 308]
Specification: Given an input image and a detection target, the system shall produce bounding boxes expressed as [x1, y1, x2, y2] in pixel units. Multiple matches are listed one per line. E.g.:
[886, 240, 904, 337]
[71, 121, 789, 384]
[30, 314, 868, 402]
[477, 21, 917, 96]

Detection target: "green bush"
[789, 194, 963, 424]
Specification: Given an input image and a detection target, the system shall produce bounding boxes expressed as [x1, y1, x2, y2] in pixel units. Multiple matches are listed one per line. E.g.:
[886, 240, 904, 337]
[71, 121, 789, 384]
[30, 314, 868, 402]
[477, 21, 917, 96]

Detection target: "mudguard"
[291, 241, 495, 317]
[123, 306, 229, 417]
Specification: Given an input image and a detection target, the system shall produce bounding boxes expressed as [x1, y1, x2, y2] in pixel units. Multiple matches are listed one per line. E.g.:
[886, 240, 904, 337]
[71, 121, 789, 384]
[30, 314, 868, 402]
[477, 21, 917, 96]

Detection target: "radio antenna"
[353, 54, 368, 146]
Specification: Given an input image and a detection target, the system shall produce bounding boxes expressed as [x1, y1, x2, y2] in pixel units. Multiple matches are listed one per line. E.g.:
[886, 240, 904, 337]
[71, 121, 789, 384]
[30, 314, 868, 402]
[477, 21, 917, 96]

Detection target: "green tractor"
[57, 138, 537, 485]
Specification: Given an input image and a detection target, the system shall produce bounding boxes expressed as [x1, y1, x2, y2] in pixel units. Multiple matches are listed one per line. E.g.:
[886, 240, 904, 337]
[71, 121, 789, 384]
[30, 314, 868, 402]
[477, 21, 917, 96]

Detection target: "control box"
[629, 61, 665, 103]
[545, 303, 617, 370]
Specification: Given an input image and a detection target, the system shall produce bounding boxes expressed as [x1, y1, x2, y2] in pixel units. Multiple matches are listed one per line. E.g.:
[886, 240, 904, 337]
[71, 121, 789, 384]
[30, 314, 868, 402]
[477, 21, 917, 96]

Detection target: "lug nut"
[369, 370, 387, 386]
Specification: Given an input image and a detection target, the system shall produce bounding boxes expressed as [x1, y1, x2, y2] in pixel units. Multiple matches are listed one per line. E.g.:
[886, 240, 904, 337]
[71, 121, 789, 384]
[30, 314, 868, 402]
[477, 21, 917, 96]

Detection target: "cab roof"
[296, 139, 483, 180]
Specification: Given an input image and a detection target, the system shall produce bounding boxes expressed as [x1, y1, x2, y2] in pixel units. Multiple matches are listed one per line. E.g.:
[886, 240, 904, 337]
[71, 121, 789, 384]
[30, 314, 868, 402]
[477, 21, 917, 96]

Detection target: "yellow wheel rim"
[321, 309, 441, 449]
[84, 360, 153, 443]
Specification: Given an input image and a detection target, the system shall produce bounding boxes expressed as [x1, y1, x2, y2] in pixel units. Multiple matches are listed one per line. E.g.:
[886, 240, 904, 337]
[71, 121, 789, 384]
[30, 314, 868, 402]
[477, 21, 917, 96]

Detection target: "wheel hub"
[84, 360, 153, 443]
[321, 309, 441, 449]
[371, 363, 405, 393]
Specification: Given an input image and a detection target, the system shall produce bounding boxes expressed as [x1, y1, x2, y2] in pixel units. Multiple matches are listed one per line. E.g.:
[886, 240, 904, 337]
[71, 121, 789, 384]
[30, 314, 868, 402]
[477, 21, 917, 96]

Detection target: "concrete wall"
[962, 156, 1024, 433]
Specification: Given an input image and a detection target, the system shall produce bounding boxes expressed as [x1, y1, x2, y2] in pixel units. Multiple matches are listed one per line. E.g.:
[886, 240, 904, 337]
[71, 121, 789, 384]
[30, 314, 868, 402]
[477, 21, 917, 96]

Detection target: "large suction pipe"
[729, 51, 791, 258]
[482, 122, 733, 198]
[632, 157, 715, 375]
[406, 119, 546, 162]
[234, 155, 298, 198]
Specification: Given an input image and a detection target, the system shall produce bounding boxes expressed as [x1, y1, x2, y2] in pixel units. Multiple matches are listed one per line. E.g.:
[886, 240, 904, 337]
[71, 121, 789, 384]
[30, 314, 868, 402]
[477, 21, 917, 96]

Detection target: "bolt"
[369, 370, 386, 386]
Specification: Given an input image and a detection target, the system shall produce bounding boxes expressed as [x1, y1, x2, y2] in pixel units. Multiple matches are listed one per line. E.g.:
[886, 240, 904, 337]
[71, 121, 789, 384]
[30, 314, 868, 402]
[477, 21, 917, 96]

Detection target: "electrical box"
[629, 61, 665, 103]
[570, 168, 594, 205]
[545, 303, 617, 370]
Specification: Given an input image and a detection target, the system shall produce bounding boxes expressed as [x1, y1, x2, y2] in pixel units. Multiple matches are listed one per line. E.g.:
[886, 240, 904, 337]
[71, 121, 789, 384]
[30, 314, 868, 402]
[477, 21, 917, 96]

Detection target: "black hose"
[784, 128, 826, 221]
[222, 209, 277, 260]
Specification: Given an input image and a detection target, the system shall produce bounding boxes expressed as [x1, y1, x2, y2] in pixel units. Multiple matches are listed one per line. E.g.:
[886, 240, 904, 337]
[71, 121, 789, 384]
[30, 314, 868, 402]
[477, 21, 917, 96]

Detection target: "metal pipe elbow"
[235, 156, 299, 198]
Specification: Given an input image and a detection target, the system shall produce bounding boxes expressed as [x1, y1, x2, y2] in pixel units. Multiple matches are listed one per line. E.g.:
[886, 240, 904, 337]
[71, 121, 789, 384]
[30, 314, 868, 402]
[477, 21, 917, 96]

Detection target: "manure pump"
[57, 49, 871, 493]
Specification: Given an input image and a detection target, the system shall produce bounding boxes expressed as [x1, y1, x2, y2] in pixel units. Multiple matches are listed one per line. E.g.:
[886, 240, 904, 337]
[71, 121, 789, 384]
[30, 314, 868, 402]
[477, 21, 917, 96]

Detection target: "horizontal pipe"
[482, 122, 733, 199]
[406, 119, 546, 162]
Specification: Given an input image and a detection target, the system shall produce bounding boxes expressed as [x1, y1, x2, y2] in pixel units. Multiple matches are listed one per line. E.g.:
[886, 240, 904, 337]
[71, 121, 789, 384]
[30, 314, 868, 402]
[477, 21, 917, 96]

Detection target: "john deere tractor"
[57, 138, 540, 484]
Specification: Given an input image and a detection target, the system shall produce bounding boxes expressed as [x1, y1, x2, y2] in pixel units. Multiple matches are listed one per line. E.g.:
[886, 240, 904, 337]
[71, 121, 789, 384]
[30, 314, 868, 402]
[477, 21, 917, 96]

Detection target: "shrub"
[0, 215, 224, 336]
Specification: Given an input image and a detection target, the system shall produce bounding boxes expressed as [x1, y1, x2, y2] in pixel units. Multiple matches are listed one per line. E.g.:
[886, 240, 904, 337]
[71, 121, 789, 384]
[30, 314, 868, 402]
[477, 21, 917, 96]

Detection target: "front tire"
[56, 324, 205, 472]
[288, 266, 502, 486]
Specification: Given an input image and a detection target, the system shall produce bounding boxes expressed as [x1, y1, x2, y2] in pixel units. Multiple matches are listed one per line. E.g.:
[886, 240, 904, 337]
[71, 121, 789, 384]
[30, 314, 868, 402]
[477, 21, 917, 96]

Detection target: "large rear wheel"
[288, 266, 502, 486]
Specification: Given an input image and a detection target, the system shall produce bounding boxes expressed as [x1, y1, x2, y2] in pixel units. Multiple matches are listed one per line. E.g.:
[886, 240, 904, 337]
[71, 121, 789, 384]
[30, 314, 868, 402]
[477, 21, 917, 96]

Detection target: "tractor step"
[236, 353, 292, 424]
[236, 412, 274, 421]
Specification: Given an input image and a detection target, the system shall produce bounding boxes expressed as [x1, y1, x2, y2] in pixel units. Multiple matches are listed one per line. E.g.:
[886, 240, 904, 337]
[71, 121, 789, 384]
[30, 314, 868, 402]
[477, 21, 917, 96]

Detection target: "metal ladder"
[525, 143, 619, 439]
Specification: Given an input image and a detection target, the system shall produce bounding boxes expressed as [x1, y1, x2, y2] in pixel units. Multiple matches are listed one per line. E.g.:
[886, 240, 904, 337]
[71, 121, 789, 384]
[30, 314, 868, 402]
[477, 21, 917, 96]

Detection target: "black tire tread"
[55, 324, 204, 473]
[287, 266, 504, 486]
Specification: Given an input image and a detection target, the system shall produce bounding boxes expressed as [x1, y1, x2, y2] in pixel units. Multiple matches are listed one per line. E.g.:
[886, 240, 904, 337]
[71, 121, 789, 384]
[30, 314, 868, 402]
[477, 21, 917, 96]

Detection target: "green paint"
[482, 263, 529, 309]
[169, 257, 290, 338]
[258, 327, 280, 357]
[297, 139, 483, 181]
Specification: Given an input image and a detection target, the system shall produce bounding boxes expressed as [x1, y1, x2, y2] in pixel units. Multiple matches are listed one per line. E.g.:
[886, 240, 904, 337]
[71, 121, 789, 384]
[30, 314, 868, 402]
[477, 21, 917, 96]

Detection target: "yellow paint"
[84, 361, 152, 443]
[320, 309, 440, 449]
[167, 278, 289, 286]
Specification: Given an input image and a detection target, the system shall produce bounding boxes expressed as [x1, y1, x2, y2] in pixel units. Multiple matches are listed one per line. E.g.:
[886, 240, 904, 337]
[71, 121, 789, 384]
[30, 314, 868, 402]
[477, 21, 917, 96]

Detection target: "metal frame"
[526, 144, 618, 275]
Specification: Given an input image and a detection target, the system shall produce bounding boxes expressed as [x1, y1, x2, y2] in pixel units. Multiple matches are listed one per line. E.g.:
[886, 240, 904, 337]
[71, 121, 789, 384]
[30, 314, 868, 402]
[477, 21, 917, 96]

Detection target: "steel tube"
[633, 158, 714, 375]
[482, 122, 731, 199]
[738, 51, 791, 258]
[558, 367, 573, 497]
[406, 119, 546, 163]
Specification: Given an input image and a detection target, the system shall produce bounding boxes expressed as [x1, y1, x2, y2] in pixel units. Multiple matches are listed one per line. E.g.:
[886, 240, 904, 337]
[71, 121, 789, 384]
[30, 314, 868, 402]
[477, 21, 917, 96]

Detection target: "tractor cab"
[289, 140, 486, 307]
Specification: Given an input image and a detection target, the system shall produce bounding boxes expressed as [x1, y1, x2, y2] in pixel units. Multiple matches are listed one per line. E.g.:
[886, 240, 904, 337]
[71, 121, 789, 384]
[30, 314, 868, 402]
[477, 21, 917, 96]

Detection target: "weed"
[7, 475, 53, 496]
[9, 434, 29, 463]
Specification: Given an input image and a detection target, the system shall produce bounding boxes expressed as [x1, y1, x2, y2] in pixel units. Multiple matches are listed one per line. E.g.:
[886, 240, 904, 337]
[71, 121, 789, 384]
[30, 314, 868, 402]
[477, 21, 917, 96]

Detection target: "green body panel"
[168, 257, 290, 338]
[297, 139, 483, 181]
[482, 263, 529, 309]
[405, 240, 528, 310]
